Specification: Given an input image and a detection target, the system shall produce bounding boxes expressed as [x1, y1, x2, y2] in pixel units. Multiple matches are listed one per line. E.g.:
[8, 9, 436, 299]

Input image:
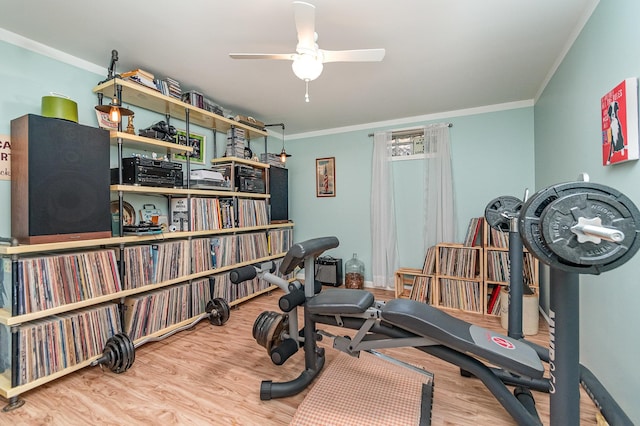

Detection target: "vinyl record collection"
[408, 246, 436, 304]
[437, 246, 482, 312]
[486, 250, 536, 286]
[438, 246, 479, 279]
[237, 199, 269, 227]
[192, 235, 238, 273]
[122, 241, 190, 290]
[123, 278, 211, 341]
[170, 197, 236, 231]
[10, 250, 121, 315]
[13, 303, 121, 385]
[438, 278, 482, 312]
[268, 228, 294, 256]
[238, 232, 269, 263]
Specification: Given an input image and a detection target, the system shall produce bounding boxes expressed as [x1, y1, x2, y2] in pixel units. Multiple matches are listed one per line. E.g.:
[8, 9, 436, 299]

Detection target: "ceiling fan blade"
[229, 53, 295, 60]
[321, 48, 386, 63]
[293, 1, 316, 52]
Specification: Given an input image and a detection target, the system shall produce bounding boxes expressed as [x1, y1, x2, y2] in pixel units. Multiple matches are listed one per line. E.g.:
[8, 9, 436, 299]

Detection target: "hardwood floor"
[1, 288, 599, 425]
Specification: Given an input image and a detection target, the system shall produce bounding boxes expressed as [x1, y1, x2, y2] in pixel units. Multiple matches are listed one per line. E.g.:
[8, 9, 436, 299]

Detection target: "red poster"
[601, 78, 639, 165]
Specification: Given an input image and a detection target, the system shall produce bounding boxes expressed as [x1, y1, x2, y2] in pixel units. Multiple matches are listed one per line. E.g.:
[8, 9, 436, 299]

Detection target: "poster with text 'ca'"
[601, 78, 639, 165]
[0, 135, 9, 180]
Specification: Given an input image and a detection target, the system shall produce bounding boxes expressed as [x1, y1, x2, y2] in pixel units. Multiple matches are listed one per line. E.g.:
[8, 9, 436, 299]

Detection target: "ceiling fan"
[229, 1, 385, 102]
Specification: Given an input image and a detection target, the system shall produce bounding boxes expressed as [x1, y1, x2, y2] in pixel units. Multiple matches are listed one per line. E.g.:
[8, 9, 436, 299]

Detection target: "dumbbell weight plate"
[102, 333, 135, 374]
[540, 191, 640, 273]
[117, 333, 136, 373]
[206, 298, 231, 326]
[484, 196, 523, 231]
[519, 181, 640, 274]
[252, 311, 287, 354]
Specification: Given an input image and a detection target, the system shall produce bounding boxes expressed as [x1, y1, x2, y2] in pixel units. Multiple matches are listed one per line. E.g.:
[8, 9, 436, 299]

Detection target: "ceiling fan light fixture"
[291, 54, 323, 81]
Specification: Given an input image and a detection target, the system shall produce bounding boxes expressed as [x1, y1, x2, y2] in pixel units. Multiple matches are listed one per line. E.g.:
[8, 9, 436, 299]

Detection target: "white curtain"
[370, 131, 398, 288]
[423, 124, 456, 248]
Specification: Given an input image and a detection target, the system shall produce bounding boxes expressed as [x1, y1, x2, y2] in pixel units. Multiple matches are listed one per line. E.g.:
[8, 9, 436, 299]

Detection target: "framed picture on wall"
[174, 130, 205, 164]
[316, 157, 336, 197]
[601, 77, 639, 166]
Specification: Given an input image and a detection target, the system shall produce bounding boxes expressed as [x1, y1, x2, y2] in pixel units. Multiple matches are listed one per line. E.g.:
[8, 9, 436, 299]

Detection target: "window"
[390, 130, 427, 160]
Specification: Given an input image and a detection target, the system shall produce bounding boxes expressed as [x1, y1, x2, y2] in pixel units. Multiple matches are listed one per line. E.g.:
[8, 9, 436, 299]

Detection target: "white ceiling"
[0, 0, 598, 136]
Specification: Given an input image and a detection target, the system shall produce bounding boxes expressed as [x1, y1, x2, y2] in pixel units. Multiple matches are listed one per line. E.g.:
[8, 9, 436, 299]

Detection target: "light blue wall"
[534, 0, 640, 422]
[285, 106, 535, 280]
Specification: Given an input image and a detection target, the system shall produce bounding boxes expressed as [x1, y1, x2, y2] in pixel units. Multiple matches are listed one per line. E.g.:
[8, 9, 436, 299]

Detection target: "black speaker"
[315, 256, 343, 287]
[11, 114, 112, 244]
[269, 166, 289, 223]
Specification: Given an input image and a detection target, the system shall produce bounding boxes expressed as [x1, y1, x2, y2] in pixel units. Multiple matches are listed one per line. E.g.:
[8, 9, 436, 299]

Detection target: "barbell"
[518, 181, 640, 274]
[95, 297, 231, 373]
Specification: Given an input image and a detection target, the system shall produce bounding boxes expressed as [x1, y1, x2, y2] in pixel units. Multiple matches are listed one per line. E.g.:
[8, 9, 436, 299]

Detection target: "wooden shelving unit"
[0, 77, 292, 405]
[434, 243, 484, 314]
[394, 218, 539, 316]
[483, 219, 538, 317]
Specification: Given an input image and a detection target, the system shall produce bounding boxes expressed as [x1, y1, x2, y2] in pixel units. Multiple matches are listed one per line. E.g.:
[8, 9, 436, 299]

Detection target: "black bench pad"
[381, 298, 544, 379]
[307, 289, 375, 315]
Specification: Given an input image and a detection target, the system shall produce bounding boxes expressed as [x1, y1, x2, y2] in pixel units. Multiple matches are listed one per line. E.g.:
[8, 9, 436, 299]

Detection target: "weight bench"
[231, 236, 546, 425]
[308, 290, 543, 379]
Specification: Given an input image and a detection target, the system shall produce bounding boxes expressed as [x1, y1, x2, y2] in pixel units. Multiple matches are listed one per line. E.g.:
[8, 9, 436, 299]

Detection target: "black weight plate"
[519, 181, 640, 274]
[252, 311, 286, 353]
[119, 333, 135, 372]
[263, 314, 287, 355]
[541, 191, 640, 273]
[484, 196, 523, 231]
[205, 300, 214, 314]
[209, 298, 231, 326]
[103, 336, 119, 370]
[110, 333, 134, 374]
[253, 311, 278, 346]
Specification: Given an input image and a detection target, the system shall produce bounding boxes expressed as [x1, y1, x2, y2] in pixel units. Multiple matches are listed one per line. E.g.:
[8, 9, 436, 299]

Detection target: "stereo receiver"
[111, 157, 183, 188]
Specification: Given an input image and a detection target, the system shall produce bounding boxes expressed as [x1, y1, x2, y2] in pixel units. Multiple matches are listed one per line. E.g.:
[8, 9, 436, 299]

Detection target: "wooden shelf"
[0, 252, 292, 326]
[0, 357, 98, 399]
[211, 156, 269, 169]
[0, 223, 294, 256]
[109, 131, 194, 154]
[93, 79, 267, 140]
[110, 184, 270, 199]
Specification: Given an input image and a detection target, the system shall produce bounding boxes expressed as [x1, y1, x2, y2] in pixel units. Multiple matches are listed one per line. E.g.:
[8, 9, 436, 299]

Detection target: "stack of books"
[121, 68, 157, 90]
